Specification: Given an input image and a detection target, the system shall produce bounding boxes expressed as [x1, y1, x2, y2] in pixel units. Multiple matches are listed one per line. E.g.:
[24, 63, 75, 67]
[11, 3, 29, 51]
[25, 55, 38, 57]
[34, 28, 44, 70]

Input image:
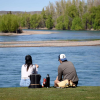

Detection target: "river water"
[0, 30, 100, 87]
[0, 30, 100, 42]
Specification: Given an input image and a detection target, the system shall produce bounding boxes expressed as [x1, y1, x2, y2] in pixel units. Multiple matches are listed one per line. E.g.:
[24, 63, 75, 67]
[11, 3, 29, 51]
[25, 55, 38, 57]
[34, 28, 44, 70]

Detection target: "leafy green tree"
[46, 15, 53, 29]
[44, 0, 100, 30]
[82, 13, 90, 30]
[20, 13, 27, 27]
[65, 2, 72, 30]
[64, 15, 69, 30]
[90, 5, 100, 24]
[56, 15, 69, 30]
[72, 0, 75, 5]
[30, 14, 41, 29]
[79, 1, 84, 18]
[71, 17, 83, 30]
[93, 13, 100, 30]
[56, 22, 65, 30]
[0, 15, 8, 32]
[93, 6, 100, 30]
[66, 5, 79, 30]
[41, 8, 47, 20]
[83, 5, 100, 30]
[56, 16, 65, 30]
[41, 8, 47, 27]
[0, 14, 19, 33]
[1, 0, 100, 32]
[26, 16, 31, 29]
[9, 15, 19, 32]
[89, 6, 97, 27]
[19, 13, 31, 28]
[67, 5, 79, 19]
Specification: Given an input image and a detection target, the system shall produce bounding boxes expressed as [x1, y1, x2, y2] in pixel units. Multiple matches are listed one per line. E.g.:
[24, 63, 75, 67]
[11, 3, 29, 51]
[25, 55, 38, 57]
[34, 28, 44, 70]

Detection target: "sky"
[0, 0, 87, 12]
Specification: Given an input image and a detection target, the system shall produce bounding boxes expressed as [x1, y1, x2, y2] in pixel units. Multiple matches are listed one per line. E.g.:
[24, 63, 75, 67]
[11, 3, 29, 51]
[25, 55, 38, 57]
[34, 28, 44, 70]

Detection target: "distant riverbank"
[0, 30, 58, 36]
[0, 29, 100, 36]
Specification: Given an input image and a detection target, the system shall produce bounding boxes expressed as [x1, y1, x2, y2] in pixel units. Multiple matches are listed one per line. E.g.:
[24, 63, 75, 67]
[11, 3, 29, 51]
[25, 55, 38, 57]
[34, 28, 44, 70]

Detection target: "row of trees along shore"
[0, 0, 100, 33]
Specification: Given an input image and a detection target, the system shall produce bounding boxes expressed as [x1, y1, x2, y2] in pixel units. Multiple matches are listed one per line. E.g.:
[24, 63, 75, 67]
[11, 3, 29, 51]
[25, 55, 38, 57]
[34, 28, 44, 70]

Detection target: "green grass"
[59, 39, 100, 41]
[0, 86, 100, 100]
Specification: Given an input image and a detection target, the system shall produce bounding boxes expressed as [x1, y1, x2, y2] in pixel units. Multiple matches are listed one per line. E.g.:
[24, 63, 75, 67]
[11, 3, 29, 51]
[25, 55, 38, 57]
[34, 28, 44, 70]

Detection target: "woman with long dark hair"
[20, 55, 39, 87]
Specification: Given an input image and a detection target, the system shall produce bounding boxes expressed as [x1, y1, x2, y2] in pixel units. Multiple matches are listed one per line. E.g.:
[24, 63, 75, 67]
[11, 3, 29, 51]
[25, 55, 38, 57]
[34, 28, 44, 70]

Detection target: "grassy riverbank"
[0, 86, 100, 100]
[60, 39, 100, 41]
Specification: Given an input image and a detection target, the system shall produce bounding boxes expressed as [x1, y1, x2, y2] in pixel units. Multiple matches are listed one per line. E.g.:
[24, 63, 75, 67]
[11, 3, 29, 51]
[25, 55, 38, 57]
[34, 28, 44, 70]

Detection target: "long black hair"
[25, 55, 33, 71]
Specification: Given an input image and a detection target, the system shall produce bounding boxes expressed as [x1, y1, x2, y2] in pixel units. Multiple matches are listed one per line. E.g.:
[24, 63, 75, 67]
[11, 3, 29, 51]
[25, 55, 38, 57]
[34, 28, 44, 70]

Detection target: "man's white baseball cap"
[58, 54, 67, 61]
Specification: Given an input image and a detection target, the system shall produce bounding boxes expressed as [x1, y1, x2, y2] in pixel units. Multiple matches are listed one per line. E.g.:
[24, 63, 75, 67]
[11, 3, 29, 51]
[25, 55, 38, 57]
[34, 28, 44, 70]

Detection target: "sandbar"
[0, 31, 100, 47]
[0, 40, 100, 47]
[0, 30, 58, 36]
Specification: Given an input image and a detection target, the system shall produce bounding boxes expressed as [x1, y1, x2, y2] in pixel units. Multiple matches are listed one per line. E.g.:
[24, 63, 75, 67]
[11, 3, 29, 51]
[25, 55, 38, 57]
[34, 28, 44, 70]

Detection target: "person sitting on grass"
[20, 55, 39, 87]
[54, 54, 79, 87]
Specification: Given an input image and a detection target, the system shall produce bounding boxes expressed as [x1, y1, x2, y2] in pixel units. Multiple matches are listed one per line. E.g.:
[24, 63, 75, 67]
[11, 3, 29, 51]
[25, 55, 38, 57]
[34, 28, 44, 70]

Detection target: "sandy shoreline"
[0, 31, 100, 47]
[0, 30, 58, 36]
[0, 40, 100, 47]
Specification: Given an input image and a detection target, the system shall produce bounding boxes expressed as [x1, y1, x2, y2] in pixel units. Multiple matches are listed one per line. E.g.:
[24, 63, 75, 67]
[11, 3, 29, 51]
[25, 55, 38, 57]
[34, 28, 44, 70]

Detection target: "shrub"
[71, 17, 83, 30]
[30, 14, 41, 29]
[46, 15, 53, 29]
[0, 14, 19, 33]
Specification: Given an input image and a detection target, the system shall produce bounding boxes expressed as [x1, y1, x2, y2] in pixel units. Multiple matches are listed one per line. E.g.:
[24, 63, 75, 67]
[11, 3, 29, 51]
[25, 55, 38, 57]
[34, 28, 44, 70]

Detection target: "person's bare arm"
[35, 64, 39, 68]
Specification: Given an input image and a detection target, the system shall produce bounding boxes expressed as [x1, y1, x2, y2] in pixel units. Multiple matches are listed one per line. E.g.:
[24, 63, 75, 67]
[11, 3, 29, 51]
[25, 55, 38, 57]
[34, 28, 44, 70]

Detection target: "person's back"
[21, 64, 38, 79]
[54, 54, 79, 87]
[58, 61, 78, 82]
[20, 55, 39, 87]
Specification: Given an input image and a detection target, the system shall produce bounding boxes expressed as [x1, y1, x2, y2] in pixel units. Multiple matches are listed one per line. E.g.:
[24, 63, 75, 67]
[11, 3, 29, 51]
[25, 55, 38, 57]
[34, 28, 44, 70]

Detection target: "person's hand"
[56, 76, 58, 80]
[35, 64, 39, 68]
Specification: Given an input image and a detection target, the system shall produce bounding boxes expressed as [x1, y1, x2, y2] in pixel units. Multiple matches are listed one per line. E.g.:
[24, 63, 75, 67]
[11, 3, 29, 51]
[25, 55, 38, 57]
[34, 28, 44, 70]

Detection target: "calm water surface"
[0, 30, 100, 42]
[0, 46, 100, 87]
[0, 30, 100, 87]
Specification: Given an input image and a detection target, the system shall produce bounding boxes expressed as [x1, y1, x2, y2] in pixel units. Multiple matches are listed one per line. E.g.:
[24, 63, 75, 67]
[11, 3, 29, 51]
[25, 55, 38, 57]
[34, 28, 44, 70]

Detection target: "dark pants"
[73, 81, 78, 87]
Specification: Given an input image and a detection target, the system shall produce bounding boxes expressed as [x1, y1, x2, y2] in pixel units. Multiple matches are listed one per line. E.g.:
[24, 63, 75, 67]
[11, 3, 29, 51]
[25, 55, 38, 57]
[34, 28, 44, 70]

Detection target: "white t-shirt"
[21, 64, 38, 79]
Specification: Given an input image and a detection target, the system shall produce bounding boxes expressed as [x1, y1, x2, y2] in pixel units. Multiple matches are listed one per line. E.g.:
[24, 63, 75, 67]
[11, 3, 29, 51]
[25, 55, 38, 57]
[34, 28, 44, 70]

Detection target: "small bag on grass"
[57, 79, 76, 88]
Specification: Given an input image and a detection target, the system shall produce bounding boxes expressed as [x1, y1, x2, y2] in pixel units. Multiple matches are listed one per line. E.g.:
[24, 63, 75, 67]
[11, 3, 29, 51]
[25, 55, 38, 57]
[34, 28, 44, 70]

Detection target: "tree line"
[0, 0, 100, 33]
